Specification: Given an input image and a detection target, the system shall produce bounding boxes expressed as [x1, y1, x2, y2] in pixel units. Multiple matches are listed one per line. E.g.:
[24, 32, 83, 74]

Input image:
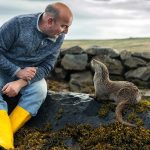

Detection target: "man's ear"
[47, 17, 53, 26]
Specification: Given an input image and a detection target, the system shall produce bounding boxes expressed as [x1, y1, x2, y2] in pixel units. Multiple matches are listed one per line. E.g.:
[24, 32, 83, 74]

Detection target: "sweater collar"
[36, 13, 57, 42]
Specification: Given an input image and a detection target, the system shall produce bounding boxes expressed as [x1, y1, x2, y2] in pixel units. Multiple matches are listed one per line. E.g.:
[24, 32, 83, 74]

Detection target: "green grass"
[62, 37, 150, 52]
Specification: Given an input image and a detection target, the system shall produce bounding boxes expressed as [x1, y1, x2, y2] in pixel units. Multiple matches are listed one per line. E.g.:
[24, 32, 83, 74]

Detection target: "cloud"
[1, 0, 150, 39]
[67, 0, 150, 20]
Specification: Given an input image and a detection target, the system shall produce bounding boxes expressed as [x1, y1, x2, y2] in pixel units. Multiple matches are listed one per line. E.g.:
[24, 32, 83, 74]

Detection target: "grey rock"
[61, 54, 88, 70]
[86, 46, 119, 58]
[132, 52, 150, 60]
[120, 50, 132, 60]
[129, 79, 150, 88]
[27, 91, 104, 130]
[28, 91, 150, 130]
[140, 89, 150, 99]
[125, 66, 150, 81]
[48, 67, 67, 80]
[69, 71, 93, 93]
[54, 67, 67, 80]
[124, 57, 146, 68]
[144, 111, 150, 129]
[61, 46, 84, 55]
[4, 91, 150, 130]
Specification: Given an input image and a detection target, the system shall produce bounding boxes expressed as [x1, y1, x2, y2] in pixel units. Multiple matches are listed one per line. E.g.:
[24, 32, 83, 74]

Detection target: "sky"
[0, 0, 150, 39]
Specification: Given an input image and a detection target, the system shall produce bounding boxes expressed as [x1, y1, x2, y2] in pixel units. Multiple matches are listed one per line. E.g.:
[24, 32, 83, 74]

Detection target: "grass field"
[62, 37, 150, 52]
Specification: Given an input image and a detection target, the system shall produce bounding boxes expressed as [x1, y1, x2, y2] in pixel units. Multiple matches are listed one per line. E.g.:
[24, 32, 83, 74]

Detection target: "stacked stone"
[49, 46, 150, 92]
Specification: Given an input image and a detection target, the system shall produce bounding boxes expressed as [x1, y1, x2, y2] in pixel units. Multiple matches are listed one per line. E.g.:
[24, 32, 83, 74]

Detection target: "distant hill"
[62, 38, 150, 52]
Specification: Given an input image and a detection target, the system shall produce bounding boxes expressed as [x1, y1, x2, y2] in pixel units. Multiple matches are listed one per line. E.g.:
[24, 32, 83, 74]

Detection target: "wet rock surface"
[27, 91, 103, 130]
[4, 90, 150, 149]
[24, 91, 150, 130]
[4, 89, 150, 131]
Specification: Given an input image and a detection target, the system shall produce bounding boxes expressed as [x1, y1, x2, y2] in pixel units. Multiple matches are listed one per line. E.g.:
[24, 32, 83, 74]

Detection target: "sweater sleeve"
[0, 17, 21, 76]
[29, 34, 65, 84]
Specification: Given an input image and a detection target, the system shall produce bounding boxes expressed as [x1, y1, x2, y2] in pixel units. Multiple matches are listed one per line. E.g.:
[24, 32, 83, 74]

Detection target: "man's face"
[46, 16, 72, 39]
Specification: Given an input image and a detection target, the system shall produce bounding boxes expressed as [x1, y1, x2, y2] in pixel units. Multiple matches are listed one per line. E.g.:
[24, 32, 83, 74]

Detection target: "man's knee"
[19, 79, 47, 116]
[31, 79, 47, 100]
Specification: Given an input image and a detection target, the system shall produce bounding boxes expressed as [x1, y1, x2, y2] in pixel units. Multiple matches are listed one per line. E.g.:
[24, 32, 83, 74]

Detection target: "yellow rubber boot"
[0, 110, 14, 149]
[9, 106, 31, 134]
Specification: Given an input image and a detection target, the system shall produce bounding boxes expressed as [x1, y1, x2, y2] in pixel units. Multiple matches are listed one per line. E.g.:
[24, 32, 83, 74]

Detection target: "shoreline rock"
[25, 91, 150, 130]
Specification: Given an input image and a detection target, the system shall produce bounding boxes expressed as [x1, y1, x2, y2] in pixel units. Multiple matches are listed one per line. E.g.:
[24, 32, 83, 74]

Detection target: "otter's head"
[91, 59, 109, 79]
[91, 59, 104, 71]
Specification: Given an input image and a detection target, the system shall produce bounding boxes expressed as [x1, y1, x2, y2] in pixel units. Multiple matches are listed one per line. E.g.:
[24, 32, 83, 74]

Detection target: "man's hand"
[16, 67, 37, 81]
[2, 79, 27, 97]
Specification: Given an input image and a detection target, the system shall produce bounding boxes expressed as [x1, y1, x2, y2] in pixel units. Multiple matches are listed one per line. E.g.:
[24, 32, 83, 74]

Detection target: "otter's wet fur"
[91, 59, 141, 127]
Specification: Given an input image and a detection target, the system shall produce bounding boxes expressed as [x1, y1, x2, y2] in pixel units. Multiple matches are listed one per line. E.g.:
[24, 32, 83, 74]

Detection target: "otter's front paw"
[89, 94, 96, 99]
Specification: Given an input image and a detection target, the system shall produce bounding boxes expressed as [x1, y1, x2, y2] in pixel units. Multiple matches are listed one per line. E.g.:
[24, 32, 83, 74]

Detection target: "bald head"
[39, 2, 73, 38]
[45, 2, 73, 21]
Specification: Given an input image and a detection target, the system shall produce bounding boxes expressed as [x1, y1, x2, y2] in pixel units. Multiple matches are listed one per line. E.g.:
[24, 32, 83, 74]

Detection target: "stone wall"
[48, 46, 150, 93]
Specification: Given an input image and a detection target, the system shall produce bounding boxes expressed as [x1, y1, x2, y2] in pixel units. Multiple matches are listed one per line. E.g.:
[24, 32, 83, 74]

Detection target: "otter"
[91, 59, 141, 127]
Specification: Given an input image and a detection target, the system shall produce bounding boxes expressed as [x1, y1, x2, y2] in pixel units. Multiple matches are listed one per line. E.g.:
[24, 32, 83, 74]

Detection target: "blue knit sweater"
[0, 13, 65, 84]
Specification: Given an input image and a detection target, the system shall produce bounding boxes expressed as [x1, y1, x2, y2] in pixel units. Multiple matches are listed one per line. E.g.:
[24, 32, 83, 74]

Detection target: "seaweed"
[13, 80, 150, 150]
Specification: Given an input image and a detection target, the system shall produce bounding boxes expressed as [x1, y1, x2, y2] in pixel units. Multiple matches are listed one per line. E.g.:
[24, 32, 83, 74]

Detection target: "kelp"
[14, 99, 150, 150]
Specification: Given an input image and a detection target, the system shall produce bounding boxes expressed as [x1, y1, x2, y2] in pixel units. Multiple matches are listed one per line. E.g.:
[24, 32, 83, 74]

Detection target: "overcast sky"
[0, 0, 150, 39]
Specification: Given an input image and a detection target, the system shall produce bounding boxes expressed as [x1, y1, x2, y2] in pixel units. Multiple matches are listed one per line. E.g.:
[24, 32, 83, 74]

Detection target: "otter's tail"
[115, 100, 136, 127]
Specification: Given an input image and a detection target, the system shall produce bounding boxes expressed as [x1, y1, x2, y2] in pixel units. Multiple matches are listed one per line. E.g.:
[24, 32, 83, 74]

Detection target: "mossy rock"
[3, 91, 150, 150]
[14, 122, 150, 150]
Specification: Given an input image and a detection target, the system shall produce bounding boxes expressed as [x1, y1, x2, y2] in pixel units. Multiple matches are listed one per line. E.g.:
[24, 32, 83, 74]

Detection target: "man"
[0, 2, 73, 149]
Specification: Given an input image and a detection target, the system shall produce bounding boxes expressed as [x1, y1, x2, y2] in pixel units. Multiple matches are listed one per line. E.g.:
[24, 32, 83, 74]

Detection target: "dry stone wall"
[49, 46, 150, 92]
